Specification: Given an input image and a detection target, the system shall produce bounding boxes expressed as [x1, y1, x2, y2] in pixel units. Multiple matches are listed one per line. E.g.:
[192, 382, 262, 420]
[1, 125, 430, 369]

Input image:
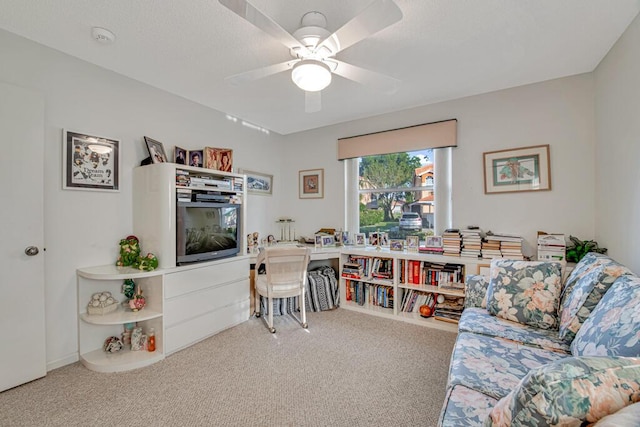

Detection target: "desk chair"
[255, 246, 311, 333]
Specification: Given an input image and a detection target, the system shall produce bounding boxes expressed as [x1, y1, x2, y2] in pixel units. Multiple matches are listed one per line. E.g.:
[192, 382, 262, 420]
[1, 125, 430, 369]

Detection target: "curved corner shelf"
[77, 265, 164, 280]
[80, 348, 164, 373]
[80, 306, 162, 325]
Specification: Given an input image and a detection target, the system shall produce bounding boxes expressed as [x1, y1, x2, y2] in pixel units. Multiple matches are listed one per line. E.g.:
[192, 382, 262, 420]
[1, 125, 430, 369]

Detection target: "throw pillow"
[464, 274, 489, 309]
[485, 356, 640, 426]
[571, 274, 640, 357]
[485, 259, 563, 329]
[558, 253, 632, 343]
[594, 401, 640, 426]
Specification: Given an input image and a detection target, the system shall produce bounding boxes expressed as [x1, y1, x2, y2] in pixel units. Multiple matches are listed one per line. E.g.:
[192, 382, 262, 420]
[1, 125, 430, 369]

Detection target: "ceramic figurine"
[116, 235, 140, 267]
[103, 336, 123, 353]
[128, 286, 146, 312]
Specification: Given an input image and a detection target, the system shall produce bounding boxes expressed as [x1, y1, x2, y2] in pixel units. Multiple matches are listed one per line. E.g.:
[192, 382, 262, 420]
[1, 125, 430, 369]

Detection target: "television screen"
[176, 202, 240, 264]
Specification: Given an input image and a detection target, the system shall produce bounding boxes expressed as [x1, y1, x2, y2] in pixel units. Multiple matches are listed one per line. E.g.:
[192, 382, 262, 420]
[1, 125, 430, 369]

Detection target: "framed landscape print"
[483, 145, 551, 194]
[299, 168, 324, 199]
[63, 129, 119, 192]
[240, 169, 273, 195]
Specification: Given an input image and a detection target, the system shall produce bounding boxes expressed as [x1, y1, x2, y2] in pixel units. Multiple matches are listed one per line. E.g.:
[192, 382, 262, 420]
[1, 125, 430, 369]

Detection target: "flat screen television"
[176, 201, 241, 265]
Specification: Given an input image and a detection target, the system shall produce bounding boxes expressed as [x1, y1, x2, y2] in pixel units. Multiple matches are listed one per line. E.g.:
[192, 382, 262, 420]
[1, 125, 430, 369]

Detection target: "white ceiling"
[0, 1, 638, 135]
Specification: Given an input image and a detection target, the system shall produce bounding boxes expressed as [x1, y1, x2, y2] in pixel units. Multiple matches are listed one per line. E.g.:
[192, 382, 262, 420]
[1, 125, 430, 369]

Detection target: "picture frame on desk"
[314, 234, 323, 248]
[390, 239, 404, 251]
[354, 233, 366, 246]
[63, 129, 120, 192]
[144, 136, 168, 164]
[321, 235, 334, 247]
[483, 144, 551, 194]
[299, 168, 324, 199]
[426, 236, 443, 248]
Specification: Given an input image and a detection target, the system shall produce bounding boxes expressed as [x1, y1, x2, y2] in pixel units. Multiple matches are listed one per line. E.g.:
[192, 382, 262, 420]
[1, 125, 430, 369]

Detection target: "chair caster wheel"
[255, 313, 261, 318]
[270, 328, 276, 333]
[302, 323, 308, 329]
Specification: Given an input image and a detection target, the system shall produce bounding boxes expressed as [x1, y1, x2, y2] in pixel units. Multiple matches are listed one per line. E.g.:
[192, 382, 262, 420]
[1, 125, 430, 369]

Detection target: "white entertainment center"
[76, 163, 250, 372]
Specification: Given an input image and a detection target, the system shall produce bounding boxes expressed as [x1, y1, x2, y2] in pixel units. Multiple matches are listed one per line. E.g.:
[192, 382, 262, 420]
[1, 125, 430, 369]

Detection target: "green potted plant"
[565, 235, 607, 263]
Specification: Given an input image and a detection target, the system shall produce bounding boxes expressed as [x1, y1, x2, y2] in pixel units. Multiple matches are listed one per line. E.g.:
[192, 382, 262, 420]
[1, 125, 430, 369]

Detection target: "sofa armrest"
[464, 274, 489, 308]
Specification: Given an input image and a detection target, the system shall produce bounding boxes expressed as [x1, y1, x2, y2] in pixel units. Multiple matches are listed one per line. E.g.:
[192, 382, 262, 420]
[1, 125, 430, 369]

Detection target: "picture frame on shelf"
[299, 168, 324, 199]
[354, 233, 366, 246]
[174, 146, 187, 165]
[426, 236, 443, 248]
[144, 136, 168, 164]
[478, 263, 491, 278]
[63, 129, 120, 192]
[189, 150, 203, 168]
[204, 147, 218, 170]
[314, 234, 323, 248]
[239, 169, 273, 196]
[390, 239, 404, 251]
[342, 231, 350, 245]
[406, 235, 419, 252]
[321, 235, 335, 247]
[483, 144, 551, 194]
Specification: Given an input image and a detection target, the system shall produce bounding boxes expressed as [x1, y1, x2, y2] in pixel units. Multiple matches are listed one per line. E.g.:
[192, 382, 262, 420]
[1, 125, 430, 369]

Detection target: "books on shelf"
[400, 260, 464, 287]
[400, 290, 436, 313]
[442, 229, 462, 257]
[537, 233, 566, 262]
[345, 280, 393, 308]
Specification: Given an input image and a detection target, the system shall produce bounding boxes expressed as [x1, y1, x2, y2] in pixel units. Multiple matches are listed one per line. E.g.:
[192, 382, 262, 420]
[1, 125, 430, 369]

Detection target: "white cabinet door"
[0, 82, 46, 391]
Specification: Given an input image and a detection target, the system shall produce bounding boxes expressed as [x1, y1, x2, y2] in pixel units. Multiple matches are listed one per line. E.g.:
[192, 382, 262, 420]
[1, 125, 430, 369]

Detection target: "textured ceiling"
[0, 1, 638, 135]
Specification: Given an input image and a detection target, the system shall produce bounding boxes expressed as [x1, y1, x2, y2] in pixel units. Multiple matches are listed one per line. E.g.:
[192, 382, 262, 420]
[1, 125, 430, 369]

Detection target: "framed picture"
[321, 235, 334, 247]
[174, 146, 187, 165]
[483, 144, 551, 194]
[239, 169, 273, 195]
[314, 234, 323, 248]
[369, 232, 379, 247]
[478, 263, 491, 278]
[406, 236, 419, 252]
[342, 231, 350, 245]
[390, 239, 404, 251]
[354, 233, 366, 246]
[63, 129, 119, 192]
[299, 168, 324, 199]
[204, 147, 218, 170]
[205, 147, 233, 172]
[426, 236, 443, 248]
[189, 150, 203, 168]
[144, 136, 168, 164]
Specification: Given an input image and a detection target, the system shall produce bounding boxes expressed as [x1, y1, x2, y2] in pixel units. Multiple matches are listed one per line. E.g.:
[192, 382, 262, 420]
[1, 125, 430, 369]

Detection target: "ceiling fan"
[218, 0, 403, 113]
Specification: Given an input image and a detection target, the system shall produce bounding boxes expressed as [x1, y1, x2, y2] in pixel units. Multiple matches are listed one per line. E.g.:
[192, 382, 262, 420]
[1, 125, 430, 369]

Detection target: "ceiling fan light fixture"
[291, 60, 331, 92]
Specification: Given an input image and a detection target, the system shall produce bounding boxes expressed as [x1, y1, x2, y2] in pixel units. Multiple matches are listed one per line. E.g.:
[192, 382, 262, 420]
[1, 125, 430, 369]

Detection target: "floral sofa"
[438, 254, 640, 426]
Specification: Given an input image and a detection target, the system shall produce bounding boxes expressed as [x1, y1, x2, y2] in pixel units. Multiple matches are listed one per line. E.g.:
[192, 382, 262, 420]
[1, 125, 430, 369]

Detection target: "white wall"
[594, 13, 640, 274]
[283, 75, 596, 257]
[0, 29, 284, 369]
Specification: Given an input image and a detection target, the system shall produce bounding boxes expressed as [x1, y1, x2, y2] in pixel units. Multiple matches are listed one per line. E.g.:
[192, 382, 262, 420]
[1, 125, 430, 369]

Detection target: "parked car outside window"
[399, 212, 422, 230]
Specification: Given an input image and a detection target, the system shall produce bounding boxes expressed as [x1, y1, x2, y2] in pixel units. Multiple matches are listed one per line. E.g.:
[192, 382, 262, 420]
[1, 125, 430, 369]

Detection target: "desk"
[248, 245, 342, 314]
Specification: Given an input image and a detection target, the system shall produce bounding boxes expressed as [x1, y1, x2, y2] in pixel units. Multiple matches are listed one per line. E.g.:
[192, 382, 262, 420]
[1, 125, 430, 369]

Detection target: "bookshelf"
[339, 247, 484, 332]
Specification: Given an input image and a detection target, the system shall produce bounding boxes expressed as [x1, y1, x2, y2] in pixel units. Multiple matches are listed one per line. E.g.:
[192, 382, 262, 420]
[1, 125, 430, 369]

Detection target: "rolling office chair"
[255, 246, 311, 333]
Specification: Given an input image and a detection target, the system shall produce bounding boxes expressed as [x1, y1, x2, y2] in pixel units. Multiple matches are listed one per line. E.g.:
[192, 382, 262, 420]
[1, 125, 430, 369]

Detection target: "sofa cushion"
[571, 275, 640, 357]
[559, 253, 633, 344]
[447, 332, 566, 400]
[486, 260, 563, 330]
[594, 401, 640, 426]
[464, 275, 489, 309]
[438, 384, 497, 427]
[485, 356, 640, 426]
[459, 308, 570, 353]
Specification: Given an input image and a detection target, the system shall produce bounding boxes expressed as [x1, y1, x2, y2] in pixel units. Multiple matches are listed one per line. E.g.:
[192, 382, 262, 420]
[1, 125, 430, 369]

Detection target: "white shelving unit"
[339, 247, 483, 332]
[76, 265, 164, 373]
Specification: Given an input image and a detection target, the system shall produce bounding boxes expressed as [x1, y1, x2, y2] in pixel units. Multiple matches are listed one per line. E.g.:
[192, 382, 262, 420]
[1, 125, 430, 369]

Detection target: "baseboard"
[47, 353, 79, 372]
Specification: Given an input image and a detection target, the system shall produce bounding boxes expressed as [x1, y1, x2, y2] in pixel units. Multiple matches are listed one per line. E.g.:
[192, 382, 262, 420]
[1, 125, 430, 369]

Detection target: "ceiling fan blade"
[315, 0, 402, 57]
[330, 60, 400, 94]
[225, 60, 296, 86]
[219, 0, 310, 56]
[305, 91, 321, 113]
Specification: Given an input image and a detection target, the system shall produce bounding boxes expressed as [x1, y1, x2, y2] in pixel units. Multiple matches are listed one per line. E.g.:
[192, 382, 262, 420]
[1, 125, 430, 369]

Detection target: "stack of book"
[460, 228, 483, 259]
[489, 232, 524, 260]
[341, 261, 364, 279]
[442, 229, 462, 257]
[400, 290, 436, 314]
[434, 295, 465, 323]
[480, 239, 502, 260]
[537, 233, 566, 261]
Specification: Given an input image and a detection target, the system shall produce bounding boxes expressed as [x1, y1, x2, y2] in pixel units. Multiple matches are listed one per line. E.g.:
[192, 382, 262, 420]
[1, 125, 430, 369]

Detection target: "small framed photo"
[63, 129, 120, 192]
[299, 168, 324, 199]
[426, 236, 443, 248]
[390, 239, 404, 251]
[239, 169, 273, 196]
[354, 233, 366, 246]
[369, 232, 379, 247]
[205, 147, 233, 172]
[321, 235, 335, 247]
[406, 236, 419, 252]
[174, 146, 187, 164]
[478, 263, 491, 278]
[379, 232, 389, 246]
[315, 234, 323, 248]
[189, 150, 203, 168]
[342, 231, 350, 245]
[144, 136, 168, 164]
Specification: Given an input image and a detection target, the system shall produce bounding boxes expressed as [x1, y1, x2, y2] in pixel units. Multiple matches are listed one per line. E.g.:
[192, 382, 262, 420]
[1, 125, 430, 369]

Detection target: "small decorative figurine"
[122, 279, 135, 300]
[103, 336, 123, 353]
[116, 235, 141, 267]
[137, 253, 159, 271]
[128, 286, 146, 312]
[131, 327, 144, 351]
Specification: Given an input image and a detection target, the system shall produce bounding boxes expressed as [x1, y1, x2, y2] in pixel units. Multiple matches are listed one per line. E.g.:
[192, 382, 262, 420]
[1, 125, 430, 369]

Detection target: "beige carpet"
[0, 308, 457, 427]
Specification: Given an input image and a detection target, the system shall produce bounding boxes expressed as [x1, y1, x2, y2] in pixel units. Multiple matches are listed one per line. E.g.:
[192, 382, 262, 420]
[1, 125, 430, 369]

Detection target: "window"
[345, 148, 452, 241]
